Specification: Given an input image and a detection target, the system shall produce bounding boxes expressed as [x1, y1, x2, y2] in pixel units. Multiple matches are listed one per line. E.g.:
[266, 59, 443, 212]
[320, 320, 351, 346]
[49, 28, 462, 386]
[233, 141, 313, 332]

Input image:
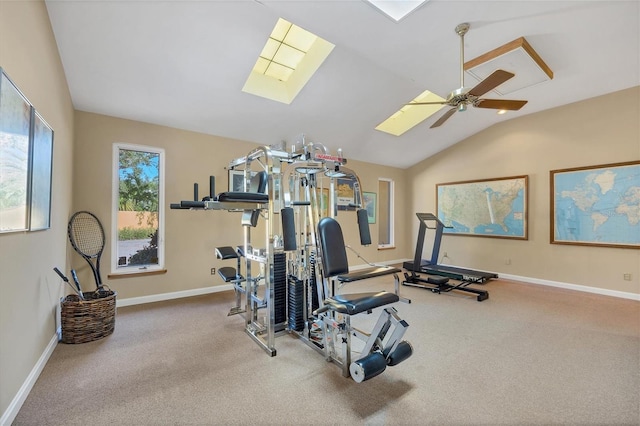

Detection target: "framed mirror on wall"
[0, 67, 54, 233]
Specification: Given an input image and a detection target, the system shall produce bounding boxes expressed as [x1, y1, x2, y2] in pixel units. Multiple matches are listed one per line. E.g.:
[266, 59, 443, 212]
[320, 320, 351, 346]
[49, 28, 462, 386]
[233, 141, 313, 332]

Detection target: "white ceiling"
[44, 0, 639, 169]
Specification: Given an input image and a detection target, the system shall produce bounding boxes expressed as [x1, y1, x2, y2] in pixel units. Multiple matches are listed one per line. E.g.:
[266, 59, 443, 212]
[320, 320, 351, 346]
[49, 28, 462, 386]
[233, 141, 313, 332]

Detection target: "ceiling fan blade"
[475, 99, 528, 110]
[407, 101, 447, 106]
[468, 70, 515, 97]
[430, 107, 457, 128]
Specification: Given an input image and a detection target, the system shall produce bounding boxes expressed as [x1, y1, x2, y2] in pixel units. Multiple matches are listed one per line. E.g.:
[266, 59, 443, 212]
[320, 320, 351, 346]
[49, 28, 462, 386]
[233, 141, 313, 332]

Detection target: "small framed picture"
[337, 178, 355, 211]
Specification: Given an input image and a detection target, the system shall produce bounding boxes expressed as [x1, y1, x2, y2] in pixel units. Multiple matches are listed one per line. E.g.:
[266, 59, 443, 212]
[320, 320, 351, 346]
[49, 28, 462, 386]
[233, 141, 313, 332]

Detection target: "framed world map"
[551, 161, 640, 249]
[436, 175, 528, 239]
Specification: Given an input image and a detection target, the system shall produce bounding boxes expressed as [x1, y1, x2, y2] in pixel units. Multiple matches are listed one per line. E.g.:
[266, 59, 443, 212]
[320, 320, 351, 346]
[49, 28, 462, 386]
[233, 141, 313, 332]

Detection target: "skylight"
[375, 89, 445, 136]
[364, 0, 429, 22]
[242, 18, 334, 104]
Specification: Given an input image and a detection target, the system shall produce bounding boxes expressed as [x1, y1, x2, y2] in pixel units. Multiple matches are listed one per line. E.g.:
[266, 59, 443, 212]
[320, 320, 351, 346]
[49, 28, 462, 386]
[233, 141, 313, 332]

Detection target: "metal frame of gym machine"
[280, 141, 412, 382]
[172, 136, 412, 381]
[226, 144, 289, 355]
[172, 144, 288, 355]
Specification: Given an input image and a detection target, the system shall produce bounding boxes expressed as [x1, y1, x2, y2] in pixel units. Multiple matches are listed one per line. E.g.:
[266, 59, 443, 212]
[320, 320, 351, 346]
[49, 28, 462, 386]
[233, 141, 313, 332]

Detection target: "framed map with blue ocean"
[436, 175, 528, 239]
[551, 161, 640, 249]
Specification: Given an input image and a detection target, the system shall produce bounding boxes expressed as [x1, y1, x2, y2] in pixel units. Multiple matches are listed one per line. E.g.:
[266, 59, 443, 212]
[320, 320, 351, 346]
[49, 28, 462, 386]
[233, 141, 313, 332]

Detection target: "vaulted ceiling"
[45, 1, 639, 168]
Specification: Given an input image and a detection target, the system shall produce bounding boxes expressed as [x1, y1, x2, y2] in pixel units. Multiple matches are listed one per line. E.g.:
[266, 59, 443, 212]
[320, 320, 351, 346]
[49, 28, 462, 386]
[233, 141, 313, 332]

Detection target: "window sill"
[108, 269, 167, 279]
[377, 246, 396, 251]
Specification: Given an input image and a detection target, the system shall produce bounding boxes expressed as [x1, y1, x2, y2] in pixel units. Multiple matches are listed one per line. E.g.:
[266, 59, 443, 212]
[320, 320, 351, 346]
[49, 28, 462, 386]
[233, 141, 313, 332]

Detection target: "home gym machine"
[402, 213, 495, 302]
[171, 137, 412, 382]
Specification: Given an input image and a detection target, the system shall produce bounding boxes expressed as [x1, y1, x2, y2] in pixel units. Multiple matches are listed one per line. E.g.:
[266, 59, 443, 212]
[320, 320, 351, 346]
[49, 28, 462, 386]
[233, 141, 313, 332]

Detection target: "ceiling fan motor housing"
[446, 87, 479, 107]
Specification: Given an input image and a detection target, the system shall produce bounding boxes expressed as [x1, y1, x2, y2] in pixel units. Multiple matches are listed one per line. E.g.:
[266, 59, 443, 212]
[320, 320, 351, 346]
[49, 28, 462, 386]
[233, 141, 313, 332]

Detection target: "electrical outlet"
[210, 268, 216, 275]
[623, 273, 632, 281]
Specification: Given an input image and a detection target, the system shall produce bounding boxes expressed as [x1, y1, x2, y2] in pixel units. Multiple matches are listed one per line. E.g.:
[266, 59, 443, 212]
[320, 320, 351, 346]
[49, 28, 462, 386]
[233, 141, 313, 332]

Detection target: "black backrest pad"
[317, 217, 349, 277]
[250, 171, 267, 194]
[281, 207, 297, 251]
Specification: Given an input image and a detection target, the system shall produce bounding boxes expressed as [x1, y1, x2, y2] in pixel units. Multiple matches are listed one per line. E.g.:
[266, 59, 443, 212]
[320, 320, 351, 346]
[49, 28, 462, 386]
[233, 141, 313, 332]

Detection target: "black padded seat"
[337, 266, 401, 283]
[324, 292, 399, 315]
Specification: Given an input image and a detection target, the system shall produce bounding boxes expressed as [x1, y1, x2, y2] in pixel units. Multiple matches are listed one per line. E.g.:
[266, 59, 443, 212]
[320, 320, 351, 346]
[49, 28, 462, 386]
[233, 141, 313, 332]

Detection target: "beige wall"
[407, 86, 640, 295]
[0, 0, 75, 419]
[72, 111, 410, 300]
[1, 1, 637, 420]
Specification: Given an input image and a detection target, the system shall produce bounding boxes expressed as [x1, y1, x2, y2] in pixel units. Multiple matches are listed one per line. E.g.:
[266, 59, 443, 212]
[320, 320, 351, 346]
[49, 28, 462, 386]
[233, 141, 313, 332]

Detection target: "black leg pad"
[384, 341, 413, 366]
[349, 352, 387, 383]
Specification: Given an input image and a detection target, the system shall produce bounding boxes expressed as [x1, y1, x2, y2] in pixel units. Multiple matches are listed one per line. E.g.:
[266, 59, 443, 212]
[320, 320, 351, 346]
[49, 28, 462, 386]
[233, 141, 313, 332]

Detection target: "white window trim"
[378, 177, 395, 249]
[111, 143, 165, 275]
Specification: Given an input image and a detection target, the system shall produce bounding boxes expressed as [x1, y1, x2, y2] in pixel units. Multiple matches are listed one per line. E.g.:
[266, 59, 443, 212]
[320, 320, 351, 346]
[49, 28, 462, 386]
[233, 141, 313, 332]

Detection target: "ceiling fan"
[409, 23, 528, 128]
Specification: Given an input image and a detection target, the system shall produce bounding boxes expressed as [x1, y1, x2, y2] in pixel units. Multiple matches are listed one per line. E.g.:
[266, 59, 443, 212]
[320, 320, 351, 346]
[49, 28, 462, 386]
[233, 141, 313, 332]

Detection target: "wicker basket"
[60, 290, 117, 344]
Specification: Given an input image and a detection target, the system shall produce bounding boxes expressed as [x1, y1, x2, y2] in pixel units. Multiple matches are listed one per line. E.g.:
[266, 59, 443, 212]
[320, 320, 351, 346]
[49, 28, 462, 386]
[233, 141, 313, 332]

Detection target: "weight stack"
[274, 252, 287, 325]
[288, 275, 305, 331]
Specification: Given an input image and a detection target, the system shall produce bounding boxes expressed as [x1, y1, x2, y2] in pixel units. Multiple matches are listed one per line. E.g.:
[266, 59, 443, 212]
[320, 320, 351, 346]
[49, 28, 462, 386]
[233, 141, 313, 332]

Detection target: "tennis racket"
[67, 211, 105, 291]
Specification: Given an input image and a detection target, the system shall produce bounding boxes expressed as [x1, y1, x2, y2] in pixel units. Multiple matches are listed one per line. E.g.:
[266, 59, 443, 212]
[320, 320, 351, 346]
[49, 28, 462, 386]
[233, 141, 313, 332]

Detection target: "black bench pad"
[337, 266, 401, 283]
[216, 191, 268, 203]
[216, 246, 238, 260]
[325, 291, 399, 315]
[218, 267, 243, 283]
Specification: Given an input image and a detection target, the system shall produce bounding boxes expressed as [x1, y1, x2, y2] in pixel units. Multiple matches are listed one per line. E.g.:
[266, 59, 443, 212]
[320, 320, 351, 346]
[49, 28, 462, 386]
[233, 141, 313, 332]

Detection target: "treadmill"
[402, 213, 495, 301]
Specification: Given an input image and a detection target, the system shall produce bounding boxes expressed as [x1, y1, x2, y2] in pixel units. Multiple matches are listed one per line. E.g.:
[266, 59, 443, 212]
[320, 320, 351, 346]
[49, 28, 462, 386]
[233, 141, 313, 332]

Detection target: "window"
[378, 178, 394, 248]
[112, 143, 164, 274]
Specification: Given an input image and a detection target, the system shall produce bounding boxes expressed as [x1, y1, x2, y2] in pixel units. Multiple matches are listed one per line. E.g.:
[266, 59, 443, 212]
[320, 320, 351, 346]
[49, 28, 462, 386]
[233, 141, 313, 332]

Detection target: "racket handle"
[71, 270, 85, 300]
[71, 269, 82, 291]
[53, 267, 69, 282]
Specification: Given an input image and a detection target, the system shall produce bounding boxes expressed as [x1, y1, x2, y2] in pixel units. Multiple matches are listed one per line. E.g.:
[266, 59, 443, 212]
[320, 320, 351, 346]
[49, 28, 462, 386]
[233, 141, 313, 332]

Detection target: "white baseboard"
[116, 284, 234, 307]
[498, 272, 640, 301]
[407, 257, 640, 301]
[0, 334, 58, 426]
